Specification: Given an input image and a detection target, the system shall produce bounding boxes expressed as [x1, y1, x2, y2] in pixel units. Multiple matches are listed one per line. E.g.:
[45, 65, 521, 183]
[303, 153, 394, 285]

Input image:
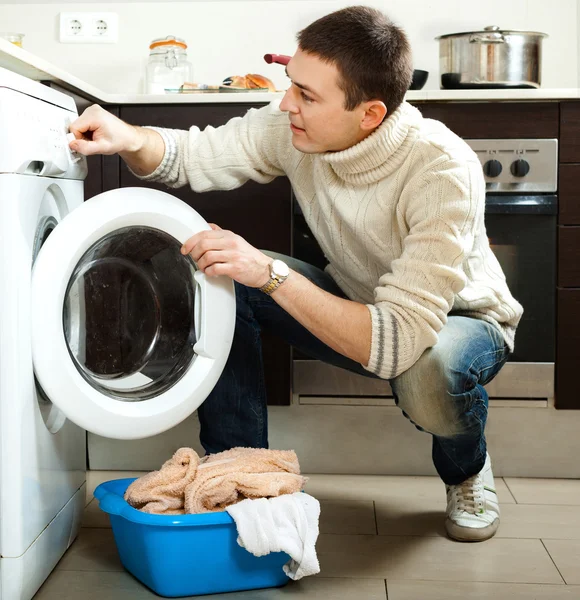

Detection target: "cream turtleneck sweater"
[138, 101, 523, 380]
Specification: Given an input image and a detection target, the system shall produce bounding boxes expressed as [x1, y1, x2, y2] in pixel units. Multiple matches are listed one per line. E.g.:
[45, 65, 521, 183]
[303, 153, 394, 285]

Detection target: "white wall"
[0, 0, 576, 94]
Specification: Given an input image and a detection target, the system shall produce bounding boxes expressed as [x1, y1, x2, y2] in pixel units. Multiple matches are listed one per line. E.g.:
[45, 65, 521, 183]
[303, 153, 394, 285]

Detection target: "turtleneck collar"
[320, 101, 422, 185]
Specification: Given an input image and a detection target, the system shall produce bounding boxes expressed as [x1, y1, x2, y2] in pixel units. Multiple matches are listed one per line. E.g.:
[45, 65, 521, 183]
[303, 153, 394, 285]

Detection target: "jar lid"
[149, 36, 187, 50]
[435, 26, 548, 40]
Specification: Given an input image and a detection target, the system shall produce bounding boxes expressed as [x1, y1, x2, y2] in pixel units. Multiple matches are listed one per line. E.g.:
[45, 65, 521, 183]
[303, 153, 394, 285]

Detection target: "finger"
[209, 223, 223, 231]
[68, 137, 107, 156]
[189, 238, 230, 263]
[181, 230, 228, 255]
[196, 250, 230, 272]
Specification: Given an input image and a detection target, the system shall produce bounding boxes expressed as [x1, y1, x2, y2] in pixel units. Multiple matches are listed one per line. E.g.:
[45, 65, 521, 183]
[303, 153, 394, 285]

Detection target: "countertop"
[2, 38, 580, 104]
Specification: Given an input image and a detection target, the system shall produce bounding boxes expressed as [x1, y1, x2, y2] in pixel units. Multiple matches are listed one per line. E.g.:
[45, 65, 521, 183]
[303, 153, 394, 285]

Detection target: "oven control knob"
[511, 159, 530, 177]
[483, 159, 502, 177]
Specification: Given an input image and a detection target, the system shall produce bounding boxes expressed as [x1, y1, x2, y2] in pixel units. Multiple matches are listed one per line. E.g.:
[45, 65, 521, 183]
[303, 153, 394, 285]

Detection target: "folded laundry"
[226, 492, 321, 581]
[124, 447, 307, 515]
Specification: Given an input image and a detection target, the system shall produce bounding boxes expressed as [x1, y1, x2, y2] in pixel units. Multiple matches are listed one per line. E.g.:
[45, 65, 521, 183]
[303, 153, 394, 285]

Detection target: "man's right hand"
[68, 104, 143, 156]
[69, 105, 165, 177]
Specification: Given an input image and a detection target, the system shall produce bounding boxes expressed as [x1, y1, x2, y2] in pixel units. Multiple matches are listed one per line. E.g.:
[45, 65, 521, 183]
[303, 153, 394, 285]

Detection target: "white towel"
[225, 492, 321, 580]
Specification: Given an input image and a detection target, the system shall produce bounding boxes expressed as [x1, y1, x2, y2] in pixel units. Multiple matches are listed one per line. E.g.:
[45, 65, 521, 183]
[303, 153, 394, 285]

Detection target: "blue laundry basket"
[94, 478, 290, 597]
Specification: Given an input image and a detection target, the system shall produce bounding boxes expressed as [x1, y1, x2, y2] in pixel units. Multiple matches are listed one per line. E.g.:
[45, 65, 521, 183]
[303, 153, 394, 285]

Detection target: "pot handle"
[469, 33, 505, 43]
[470, 26, 505, 43]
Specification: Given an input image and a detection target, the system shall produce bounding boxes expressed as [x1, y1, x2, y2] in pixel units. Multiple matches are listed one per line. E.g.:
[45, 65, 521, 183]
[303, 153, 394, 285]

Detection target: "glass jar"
[145, 36, 193, 94]
[0, 32, 24, 47]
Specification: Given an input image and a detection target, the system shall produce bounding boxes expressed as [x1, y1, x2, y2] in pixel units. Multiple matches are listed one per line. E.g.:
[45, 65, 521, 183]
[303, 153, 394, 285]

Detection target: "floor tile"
[35, 570, 387, 599]
[505, 478, 580, 505]
[317, 534, 564, 583]
[304, 474, 516, 504]
[85, 471, 146, 505]
[387, 580, 579, 599]
[319, 499, 377, 535]
[55, 528, 123, 572]
[375, 501, 580, 540]
[543, 539, 580, 584]
[498, 504, 580, 539]
[82, 498, 111, 528]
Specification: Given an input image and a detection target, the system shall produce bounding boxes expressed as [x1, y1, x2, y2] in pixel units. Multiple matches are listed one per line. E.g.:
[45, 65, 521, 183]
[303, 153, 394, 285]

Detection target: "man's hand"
[181, 224, 272, 288]
[68, 104, 143, 156]
[68, 105, 165, 176]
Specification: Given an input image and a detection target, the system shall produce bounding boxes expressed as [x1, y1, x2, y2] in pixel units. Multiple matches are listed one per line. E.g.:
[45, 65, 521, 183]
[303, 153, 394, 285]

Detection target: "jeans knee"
[391, 345, 469, 438]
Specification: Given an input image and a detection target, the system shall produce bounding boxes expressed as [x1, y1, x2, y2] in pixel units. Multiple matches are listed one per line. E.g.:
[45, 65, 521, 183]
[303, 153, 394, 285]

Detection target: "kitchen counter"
[1, 37, 580, 104]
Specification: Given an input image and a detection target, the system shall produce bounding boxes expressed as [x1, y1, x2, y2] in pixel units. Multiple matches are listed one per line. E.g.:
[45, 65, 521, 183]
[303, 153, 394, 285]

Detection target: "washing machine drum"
[31, 188, 236, 440]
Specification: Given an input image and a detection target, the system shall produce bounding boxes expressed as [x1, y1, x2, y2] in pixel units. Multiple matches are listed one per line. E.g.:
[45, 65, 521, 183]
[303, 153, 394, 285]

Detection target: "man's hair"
[297, 6, 413, 113]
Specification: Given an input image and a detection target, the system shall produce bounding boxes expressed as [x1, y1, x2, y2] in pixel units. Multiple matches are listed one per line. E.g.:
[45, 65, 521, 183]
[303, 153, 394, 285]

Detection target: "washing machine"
[0, 67, 235, 599]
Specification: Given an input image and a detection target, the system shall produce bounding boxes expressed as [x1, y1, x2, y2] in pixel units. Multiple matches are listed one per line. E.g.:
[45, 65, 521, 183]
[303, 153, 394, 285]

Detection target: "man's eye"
[301, 91, 313, 103]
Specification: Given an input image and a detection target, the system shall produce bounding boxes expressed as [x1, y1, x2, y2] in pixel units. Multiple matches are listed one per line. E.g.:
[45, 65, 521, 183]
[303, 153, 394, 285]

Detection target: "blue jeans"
[198, 253, 510, 486]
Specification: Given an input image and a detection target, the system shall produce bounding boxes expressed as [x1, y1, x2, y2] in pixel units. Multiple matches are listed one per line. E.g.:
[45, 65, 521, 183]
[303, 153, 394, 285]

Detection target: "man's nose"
[280, 88, 298, 113]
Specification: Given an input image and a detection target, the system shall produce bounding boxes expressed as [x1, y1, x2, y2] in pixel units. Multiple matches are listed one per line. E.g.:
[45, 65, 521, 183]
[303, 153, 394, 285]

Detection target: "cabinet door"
[561, 103, 580, 163]
[413, 102, 559, 139]
[557, 289, 580, 409]
[118, 103, 292, 405]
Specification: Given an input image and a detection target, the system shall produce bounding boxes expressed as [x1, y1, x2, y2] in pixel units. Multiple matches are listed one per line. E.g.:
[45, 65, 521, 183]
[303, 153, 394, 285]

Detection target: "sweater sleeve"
[132, 100, 288, 191]
[364, 156, 484, 380]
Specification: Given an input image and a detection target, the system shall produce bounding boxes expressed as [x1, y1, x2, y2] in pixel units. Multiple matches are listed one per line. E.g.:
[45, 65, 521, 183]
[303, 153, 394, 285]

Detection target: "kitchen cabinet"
[559, 164, 580, 225]
[557, 289, 580, 409]
[560, 103, 580, 163]
[557, 101, 580, 409]
[558, 227, 580, 287]
[415, 102, 559, 138]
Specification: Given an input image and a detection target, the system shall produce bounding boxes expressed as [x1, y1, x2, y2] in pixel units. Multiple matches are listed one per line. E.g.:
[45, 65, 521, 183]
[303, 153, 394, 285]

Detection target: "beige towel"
[124, 447, 200, 515]
[124, 447, 306, 515]
[185, 447, 307, 514]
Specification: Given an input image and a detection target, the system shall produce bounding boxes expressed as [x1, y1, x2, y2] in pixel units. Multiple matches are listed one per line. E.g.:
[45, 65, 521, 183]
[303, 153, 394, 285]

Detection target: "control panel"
[0, 87, 87, 180]
[466, 139, 558, 193]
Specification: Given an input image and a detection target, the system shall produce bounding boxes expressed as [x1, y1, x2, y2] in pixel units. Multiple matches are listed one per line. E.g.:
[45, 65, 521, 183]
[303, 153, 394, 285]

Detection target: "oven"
[292, 138, 557, 403]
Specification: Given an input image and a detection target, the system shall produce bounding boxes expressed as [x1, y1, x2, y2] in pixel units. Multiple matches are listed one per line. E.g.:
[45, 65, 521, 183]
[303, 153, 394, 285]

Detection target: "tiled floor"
[34, 472, 580, 599]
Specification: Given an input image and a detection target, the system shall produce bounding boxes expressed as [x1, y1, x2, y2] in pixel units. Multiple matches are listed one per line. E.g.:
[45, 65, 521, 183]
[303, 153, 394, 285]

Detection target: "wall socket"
[59, 12, 118, 44]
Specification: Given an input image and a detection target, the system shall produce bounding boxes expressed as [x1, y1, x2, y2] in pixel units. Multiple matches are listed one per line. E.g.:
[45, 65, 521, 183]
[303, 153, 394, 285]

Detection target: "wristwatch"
[260, 259, 290, 295]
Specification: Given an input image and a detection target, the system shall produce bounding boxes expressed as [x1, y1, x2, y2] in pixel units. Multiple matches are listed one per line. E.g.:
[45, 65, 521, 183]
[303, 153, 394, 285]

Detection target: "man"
[69, 6, 522, 542]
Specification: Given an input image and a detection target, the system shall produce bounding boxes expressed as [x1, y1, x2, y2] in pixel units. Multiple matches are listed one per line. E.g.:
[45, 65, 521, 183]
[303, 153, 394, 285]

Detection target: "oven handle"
[485, 194, 557, 215]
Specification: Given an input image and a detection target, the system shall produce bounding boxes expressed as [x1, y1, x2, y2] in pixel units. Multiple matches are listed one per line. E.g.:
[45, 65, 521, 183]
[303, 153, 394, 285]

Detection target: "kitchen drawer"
[414, 102, 559, 139]
[556, 288, 580, 409]
[559, 164, 580, 224]
[558, 226, 580, 287]
[560, 102, 580, 163]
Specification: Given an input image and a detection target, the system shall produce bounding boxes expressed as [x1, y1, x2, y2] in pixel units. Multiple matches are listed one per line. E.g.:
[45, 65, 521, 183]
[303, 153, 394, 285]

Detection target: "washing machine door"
[31, 187, 236, 440]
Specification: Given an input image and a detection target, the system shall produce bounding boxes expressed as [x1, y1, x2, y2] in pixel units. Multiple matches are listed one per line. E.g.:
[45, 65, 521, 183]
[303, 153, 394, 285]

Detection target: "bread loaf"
[222, 74, 276, 91]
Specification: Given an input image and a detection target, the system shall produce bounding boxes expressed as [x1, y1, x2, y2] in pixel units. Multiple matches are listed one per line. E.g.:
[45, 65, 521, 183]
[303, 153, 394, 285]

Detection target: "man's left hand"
[181, 224, 271, 288]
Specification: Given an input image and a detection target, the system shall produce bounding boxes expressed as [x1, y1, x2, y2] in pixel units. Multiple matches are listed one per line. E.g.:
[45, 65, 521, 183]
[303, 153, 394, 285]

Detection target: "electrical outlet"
[59, 12, 118, 44]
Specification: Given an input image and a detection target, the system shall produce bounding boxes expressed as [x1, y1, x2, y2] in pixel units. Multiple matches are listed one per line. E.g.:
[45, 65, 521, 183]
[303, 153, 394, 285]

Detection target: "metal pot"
[435, 26, 548, 89]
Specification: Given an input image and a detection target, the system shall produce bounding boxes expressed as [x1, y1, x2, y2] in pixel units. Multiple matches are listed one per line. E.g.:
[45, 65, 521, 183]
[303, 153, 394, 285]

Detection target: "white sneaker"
[445, 452, 500, 542]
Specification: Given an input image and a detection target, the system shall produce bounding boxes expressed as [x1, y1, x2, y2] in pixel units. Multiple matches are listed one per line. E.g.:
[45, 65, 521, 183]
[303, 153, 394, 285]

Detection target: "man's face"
[279, 49, 373, 154]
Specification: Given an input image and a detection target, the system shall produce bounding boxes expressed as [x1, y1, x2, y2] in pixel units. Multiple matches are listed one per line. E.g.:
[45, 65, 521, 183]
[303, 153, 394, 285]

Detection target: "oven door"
[485, 194, 556, 363]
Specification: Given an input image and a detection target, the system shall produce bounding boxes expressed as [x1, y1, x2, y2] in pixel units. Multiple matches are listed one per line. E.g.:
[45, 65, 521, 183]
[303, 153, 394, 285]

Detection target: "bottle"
[145, 36, 193, 94]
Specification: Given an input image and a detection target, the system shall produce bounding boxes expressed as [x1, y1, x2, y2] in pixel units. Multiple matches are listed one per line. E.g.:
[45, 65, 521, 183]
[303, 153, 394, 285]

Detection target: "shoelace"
[450, 474, 483, 514]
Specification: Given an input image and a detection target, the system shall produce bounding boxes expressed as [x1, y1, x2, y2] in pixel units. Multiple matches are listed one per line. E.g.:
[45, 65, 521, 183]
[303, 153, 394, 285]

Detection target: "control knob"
[483, 159, 502, 178]
[510, 159, 530, 177]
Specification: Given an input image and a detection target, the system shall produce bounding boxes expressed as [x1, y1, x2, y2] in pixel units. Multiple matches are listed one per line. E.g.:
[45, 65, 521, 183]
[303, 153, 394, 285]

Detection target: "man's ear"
[360, 101, 387, 131]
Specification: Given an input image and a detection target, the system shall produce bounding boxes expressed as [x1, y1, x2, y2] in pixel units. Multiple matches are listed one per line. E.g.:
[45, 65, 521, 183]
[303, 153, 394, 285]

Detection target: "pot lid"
[435, 25, 548, 40]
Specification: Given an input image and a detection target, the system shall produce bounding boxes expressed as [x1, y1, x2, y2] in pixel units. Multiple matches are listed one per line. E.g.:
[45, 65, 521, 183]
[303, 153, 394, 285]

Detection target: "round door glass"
[63, 226, 197, 400]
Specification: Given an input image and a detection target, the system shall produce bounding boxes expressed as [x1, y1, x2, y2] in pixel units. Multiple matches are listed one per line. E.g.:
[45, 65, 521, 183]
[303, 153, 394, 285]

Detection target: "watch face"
[272, 259, 290, 278]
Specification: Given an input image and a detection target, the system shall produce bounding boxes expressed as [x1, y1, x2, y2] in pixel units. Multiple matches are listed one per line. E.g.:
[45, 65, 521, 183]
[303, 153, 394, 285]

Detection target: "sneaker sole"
[445, 517, 500, 542]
